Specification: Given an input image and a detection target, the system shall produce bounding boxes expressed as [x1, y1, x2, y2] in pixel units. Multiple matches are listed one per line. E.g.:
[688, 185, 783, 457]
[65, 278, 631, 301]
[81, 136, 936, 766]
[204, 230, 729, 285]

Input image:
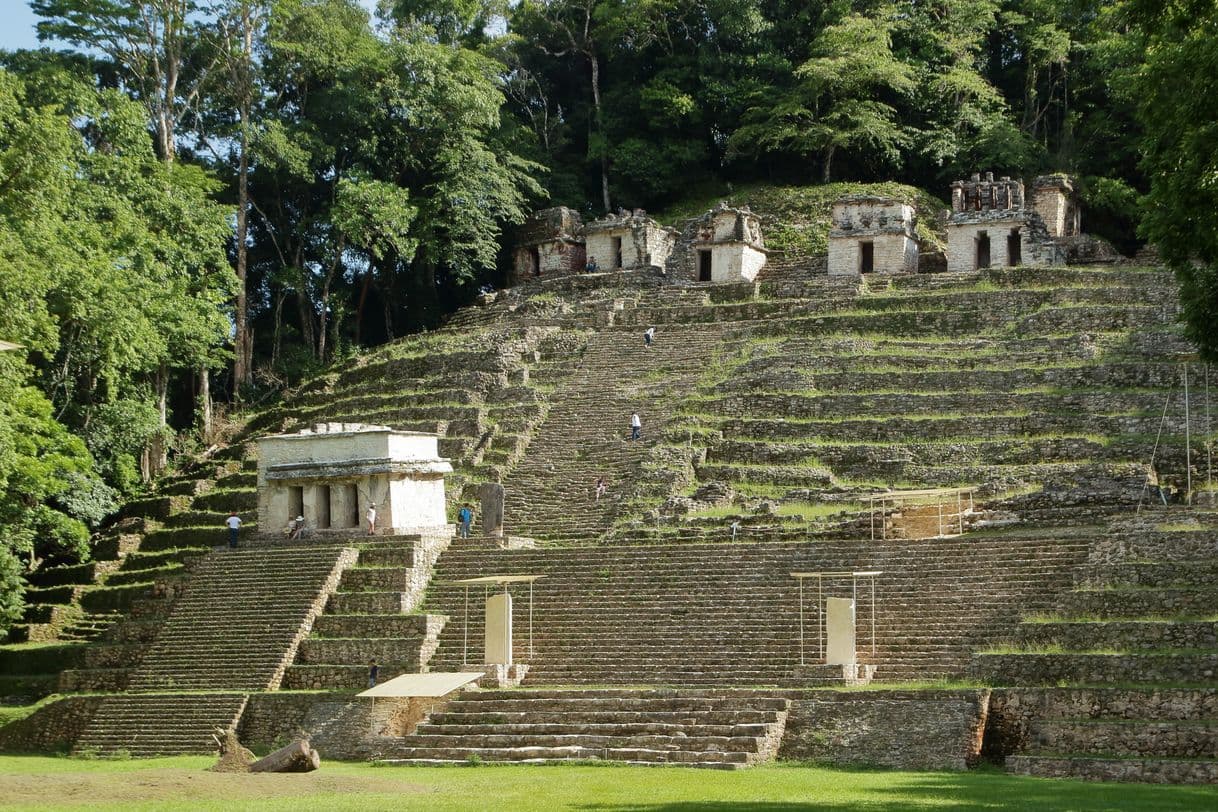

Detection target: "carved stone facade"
[946, 172, 1066, 273]
[1032, 174, 1080, 239]
[827, 195, 918, 276]
[583, 209, 677, 272]
[256, 423, 452, 537]
[668, 202, 768, 283]
[510, 207, 586, 285]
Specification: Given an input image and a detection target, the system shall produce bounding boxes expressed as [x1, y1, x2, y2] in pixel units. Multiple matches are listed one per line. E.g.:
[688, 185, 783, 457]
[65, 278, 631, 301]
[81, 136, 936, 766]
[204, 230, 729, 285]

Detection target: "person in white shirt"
[367, 504, 378, 536]
[630, 412, 642, 440]
[644, 327, 655, 348]
[225, 512, 242, 549]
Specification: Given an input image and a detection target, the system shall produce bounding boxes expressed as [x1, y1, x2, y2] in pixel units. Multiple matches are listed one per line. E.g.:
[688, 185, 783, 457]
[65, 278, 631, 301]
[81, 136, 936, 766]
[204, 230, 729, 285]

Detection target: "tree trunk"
[822, 144, 835, 183]
[250, 740, 320, 773]
[149, 363, 169, 478]
[272, 290, 286, 369]
[232, 126, 251, 397]
[589, 53, 610, 211]
[355, 267, 372, 345]
[199, 366, 212, 443]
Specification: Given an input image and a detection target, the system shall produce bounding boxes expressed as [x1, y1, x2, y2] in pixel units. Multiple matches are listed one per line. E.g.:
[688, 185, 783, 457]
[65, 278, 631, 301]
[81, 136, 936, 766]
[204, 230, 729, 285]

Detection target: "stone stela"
[789, 571, 882, 670]
[450, 574, 543, 669]
[256, 422, 453, 537]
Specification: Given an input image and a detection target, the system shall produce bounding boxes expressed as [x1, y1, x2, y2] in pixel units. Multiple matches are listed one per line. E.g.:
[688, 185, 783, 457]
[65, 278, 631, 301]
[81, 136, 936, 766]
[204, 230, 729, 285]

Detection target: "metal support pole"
[937, 501, 944, 538]
[529, 580, 534, 658]
[1185, 363, 1193, 504]
[1207, 364, 1213, 493]
[817, 575, 824, 662]
[798, 577, 805, 666]
[957, 490, 963, 535]
[1138, 384, 1175, 515]
[463, 585, 469, 665]
[870, 576, 877, 655]
[869, 496, 875, 541]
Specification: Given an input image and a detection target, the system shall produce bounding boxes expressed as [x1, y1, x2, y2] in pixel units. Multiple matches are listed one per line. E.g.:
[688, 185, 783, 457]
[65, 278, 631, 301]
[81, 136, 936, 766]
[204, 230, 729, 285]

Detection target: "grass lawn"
[0, 757, 1216, 811]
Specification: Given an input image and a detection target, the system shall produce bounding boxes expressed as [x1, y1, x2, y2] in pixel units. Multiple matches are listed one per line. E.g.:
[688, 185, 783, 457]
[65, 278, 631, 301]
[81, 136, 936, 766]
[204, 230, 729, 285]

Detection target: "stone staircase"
[125, 545, 356, 691]
[68, 543, 357, 755]
[73, 693, 249, 757]
[424, 534, 1088, 686]
[377, 689, 790, 768]
[974, 524, 1218, 783]
[502, 325, 734, 543]
[282, 535, 450, 690]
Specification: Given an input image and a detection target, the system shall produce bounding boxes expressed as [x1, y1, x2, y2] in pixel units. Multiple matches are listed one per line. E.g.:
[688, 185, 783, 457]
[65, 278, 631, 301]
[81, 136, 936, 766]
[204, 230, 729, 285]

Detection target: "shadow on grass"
[575, 768, 1218, 812]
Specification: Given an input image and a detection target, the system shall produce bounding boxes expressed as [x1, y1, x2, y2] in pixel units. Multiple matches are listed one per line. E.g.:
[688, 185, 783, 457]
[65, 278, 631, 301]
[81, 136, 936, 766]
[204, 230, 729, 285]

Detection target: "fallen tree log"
[250, 739, 321, 773]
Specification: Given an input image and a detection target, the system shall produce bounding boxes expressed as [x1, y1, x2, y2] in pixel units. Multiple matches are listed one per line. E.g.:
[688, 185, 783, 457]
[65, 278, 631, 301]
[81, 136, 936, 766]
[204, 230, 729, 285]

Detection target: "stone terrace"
[424, 533, 1090, 686]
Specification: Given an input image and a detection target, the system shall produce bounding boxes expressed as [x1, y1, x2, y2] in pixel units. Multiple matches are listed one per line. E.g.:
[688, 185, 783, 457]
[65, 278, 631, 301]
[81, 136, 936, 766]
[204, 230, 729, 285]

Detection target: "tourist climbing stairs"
[377, 689, 790, 768]
[502, 325, 733, 543]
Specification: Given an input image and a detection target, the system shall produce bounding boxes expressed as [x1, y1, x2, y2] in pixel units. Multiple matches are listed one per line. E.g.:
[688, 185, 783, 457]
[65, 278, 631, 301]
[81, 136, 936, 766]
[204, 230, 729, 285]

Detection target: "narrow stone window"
[1007, 229, 1022, 266]
[698, 249, 712, 282]
[976, 232, 991, 269]
[611, 236, 623, 269]
[860, 241, 874, 274]
[529, 246, 540, 276]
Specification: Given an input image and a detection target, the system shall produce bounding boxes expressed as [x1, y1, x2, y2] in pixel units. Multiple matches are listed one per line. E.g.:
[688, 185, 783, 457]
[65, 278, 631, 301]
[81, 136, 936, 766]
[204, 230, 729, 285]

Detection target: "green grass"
[0, 756, 1215, 811]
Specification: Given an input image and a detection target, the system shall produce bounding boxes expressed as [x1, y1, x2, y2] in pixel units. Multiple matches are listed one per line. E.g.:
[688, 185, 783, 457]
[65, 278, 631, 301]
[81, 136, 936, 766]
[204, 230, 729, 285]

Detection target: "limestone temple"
[1, 173, 1214, 785]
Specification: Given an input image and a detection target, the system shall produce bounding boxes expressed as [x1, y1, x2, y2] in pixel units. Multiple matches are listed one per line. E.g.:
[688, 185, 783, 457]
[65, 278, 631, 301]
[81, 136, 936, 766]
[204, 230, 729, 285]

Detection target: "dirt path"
[0, 768, 427, 808]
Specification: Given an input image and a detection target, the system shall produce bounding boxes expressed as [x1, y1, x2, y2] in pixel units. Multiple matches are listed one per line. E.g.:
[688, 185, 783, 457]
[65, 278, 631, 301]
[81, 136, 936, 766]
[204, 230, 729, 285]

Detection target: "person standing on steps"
[368, 659, 379, 688]
[643, 326, 655, 348]
[366, 503, 378, 536]
[630, 412, 642, 441]
[225, 511, 242, 549]
[594, 477, 608, 502]
[458, 503, 474, 538]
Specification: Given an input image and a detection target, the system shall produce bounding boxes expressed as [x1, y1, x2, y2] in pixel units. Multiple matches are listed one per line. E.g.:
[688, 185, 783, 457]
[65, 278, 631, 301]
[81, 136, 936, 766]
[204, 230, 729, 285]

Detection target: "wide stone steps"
[377, 689, 788, 768]
[123, 546, 353, 692]
[73, 693, 247, 757]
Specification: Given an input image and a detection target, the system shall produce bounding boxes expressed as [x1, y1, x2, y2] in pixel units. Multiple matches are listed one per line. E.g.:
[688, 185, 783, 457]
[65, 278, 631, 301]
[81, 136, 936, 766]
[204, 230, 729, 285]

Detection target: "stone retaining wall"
[239, 692, 428, 759]
[0, 696, 103, 753]
[778, 689, 990, 770]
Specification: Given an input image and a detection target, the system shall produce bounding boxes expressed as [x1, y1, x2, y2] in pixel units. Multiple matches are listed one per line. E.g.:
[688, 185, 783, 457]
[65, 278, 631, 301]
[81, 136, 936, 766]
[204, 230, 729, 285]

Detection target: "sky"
[0, 0, 382, 53]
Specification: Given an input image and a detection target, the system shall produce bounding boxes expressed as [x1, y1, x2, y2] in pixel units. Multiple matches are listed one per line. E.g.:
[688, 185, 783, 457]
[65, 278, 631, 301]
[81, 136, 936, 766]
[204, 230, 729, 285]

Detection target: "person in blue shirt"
[458, 504, 475, 538]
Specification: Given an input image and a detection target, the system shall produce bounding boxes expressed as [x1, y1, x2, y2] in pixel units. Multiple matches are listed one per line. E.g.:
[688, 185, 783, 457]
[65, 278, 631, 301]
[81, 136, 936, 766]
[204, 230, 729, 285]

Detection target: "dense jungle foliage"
[0, 0, 1214, 625]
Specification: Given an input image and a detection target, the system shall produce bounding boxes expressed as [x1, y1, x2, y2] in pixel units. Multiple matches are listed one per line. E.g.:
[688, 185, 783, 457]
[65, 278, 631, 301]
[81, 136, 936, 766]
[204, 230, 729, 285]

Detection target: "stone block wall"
[239, 692, 432, 759]
[779, 689, 990, 770]
[0, 696, 103, 753]
[828, 233, 917, 276]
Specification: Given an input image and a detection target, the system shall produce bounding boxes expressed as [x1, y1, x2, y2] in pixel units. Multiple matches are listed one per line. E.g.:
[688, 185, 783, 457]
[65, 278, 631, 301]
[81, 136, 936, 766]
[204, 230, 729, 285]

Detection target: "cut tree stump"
[250, 739, 321, 773]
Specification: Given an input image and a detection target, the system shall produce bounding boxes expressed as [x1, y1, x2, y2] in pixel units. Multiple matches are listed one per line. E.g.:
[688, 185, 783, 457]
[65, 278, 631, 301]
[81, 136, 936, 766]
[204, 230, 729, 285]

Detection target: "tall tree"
[1132, 0, 1218, 360]
[729, 11, 915, 181]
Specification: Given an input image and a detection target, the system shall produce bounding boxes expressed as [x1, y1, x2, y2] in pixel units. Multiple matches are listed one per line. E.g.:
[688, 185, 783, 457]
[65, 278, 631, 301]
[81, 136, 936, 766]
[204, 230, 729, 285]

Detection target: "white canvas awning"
[356, 671, 484, 698]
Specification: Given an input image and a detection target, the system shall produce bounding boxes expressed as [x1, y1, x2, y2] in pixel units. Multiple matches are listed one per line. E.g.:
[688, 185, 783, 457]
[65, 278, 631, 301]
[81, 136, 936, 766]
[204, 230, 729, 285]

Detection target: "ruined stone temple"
[510, 206, 585, 284]
[827, 195, 918, 276]
[668, 202, 768, 283]
[582, 209, 677, 272]
[945, 172, 1070, 272]
[256, 423, 452, 536]
[4, 178, 1215, 785]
